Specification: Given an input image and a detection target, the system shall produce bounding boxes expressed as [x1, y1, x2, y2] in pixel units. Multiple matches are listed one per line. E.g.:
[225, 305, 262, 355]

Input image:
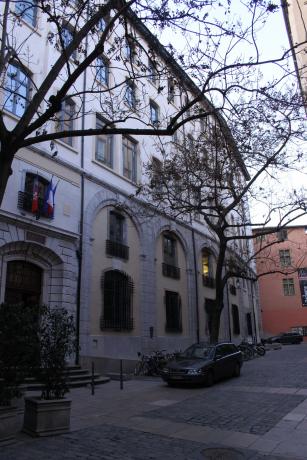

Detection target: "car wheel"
[205, 370, 214, 387]
[233, 363, 241, 378]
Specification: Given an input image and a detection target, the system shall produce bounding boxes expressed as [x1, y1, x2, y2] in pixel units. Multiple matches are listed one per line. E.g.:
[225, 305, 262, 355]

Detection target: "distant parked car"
[266, 332, 303, 345]
[160, 342, 242, 386]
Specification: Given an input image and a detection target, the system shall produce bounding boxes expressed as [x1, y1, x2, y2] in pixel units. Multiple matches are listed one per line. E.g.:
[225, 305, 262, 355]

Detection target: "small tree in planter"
[0, 303, 39, 443]
[23, 305, 76, 437]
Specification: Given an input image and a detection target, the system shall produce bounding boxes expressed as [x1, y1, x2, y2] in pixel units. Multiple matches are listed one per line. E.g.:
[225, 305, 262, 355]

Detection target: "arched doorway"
[4, 260, 42, 305]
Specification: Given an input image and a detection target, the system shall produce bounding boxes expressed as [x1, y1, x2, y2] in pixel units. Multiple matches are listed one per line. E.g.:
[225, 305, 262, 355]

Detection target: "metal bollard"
[120, 359, 123, 390]
[91, 361, 95, 395]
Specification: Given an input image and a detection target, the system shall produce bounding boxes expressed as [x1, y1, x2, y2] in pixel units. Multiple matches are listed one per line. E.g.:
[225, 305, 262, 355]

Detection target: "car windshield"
[181, 344, 215, 359]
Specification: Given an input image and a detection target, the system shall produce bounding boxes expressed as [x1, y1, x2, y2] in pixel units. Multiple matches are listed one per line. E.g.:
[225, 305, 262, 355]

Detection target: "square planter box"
[23, 396, 71, 437]
[0, 406, 19, 444]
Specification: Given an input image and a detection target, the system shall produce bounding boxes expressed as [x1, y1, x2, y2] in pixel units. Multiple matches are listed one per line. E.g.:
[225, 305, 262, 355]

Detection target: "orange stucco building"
[253, 225, 307, 338]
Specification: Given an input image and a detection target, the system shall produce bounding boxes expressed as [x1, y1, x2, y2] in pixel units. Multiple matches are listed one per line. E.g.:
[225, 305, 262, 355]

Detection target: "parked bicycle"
[134, 350, 168, 376]
[238, 341, 265, 361]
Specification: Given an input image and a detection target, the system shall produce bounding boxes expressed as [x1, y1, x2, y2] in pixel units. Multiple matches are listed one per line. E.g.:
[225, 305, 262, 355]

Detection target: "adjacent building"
[0, 2, 260, 372]
[253, 226, 307, 338]
[283, 0, 307, 108]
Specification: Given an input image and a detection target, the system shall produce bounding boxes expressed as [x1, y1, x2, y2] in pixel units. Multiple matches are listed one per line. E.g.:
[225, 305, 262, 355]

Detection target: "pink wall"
[253, 226, 307, 337]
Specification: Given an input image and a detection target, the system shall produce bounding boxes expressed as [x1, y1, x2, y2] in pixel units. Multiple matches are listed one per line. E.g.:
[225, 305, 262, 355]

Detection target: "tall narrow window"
[232, 304, 240, 335]
[106, 210, 129, 260]
[283, 278, 295, 296]
[125, 81, 136, 108]
[61, 24, 76, 59]
[56, 99, 75, 146]
[165, 291, 182, 332]
[96, 56, 109, 86]
[279, 249, 291, 267]
[122, 136, 137, 182]
[148, 59, 158, 85]
[95, 117, 113, 167]
[101, 270, 134, 331]
[202, 250, 215, 288]
[162, 234, 180, 279]
[277, 229, 288, 241]
[168, 78, 175, 103]
[16, 0, 37, 26]
[150, 100, 159, 125]
[4, 63, 30, 117]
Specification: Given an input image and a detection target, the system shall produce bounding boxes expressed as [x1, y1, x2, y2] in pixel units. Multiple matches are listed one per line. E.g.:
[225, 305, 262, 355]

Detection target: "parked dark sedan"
[160, 342, 242, 386]
[266, 332, 303, 345]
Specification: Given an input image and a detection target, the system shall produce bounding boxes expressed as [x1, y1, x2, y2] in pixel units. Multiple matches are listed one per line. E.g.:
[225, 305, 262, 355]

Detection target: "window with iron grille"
[56, 98, 75, 146]
[4, 63, 30, 117]
[95, 116, 113, 167]
[16, 0, 37, 26]
[168, 77, 175, 103]
[283, 278, 295, 296]
[162, 233, 180, 279]
[165, 291, 182, 333]
[18, 172, 54, 218]
[232, 304, 240, 335]
[101, 270, 134, 331]
[202, 249, 215, 287]
[122, 136, 137, 182]
[279, 249, 291, 267]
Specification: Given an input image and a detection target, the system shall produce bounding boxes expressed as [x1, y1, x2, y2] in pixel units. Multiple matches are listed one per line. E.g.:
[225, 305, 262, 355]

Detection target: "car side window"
[215, 345, 226, 358]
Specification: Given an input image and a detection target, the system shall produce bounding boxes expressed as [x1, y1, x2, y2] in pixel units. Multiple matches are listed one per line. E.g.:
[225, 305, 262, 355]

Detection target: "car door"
[214, 345, 231, 380]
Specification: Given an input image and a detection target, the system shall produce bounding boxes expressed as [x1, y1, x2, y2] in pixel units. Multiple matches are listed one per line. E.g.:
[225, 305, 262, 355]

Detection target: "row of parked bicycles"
[134, 341, 266, 376]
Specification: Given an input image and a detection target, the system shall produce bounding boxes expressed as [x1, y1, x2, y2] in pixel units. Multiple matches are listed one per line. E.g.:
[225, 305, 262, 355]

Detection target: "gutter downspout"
[191, 222, 200, 343]
[75, 4, 89, 365]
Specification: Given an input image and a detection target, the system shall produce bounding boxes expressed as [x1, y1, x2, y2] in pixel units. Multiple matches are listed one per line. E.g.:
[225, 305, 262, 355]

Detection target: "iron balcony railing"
[100, 317, 134, 331]
[18, 191, 54, 219]
[162, 263, 180, 279]
[106, 239, 129, 260]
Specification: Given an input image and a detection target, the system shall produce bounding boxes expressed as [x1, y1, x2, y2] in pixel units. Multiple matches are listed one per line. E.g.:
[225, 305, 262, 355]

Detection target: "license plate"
[171, 375, 184, 380]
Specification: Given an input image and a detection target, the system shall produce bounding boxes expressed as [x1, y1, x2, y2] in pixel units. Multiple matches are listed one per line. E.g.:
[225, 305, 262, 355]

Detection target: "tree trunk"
[209, 237, 227, 343]
[0, 153, 13, 207]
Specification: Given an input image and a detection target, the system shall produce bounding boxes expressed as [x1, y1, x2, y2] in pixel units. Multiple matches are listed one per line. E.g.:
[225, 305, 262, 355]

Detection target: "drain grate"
[201, 448, 245, 460]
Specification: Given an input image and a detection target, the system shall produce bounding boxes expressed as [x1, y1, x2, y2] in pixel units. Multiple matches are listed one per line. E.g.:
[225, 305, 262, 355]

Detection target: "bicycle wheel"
[134, 361, 143, 376]
[255, 345, 266, 356]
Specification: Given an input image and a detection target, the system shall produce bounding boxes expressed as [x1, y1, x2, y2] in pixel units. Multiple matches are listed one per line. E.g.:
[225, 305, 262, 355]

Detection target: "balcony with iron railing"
[202, 275, 215, 288]
[162, 263, 180, 279]
[106, 239, 129, 260]
[18, 191, 54, 219]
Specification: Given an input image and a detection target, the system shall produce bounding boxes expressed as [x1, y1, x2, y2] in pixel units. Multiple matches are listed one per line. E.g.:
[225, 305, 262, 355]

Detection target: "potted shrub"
[0, 303, 39, 444]
[23, 305, 76, 437]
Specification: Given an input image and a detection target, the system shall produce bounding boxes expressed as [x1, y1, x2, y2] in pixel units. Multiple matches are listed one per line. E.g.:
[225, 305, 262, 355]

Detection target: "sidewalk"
[2, 345, 307, 459]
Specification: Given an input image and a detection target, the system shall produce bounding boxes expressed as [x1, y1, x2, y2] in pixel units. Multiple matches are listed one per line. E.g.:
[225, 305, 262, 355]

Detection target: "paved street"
[3, 344, 307, 459]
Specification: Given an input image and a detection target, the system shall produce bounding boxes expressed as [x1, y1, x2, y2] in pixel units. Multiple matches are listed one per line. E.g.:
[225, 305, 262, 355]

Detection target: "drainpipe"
[226, 281, 232, 341]
[75, 4, 89, 365]
[250, 279, 258, 343]
[190, 221, 200, 343]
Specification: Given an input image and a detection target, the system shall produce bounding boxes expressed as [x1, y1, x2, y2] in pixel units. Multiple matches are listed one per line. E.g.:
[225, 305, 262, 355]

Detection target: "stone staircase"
[22, 365, 110, 391]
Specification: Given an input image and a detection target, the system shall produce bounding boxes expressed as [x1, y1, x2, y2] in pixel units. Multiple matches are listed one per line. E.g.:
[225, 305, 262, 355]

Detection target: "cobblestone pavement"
[2, 344, 307, 460]
[146, 387, 305, 434]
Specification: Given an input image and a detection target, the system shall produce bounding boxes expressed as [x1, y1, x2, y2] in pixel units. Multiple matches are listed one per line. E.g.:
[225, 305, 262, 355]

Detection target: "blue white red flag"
[43, 178, 58, 217]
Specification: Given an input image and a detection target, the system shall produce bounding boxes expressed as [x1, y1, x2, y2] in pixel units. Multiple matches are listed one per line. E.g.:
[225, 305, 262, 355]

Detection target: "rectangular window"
[125, 81, 136, 108]
[95, 117, 113, 167]
[109, 211, 124, 243]
[163, 234, 177, 266]
[96, 56, 109, 86]
[277, 229, 288, 241]
[4, 63, 30, 117]
[17, 172, 54, 218]
[168, 78, 175, 103]
[150, 100, 159, 125]
[165, 291, 182, 332]
[283, 278, 295, 296]
[61, 25, 76, 59]
[16, 0, 37, 26]
[150, 157, 163, 192]
[122, 136, 137, 182]
[279, 249, 291, 267]
[148, 59, 158, 85]
[57, 98, 75, 146]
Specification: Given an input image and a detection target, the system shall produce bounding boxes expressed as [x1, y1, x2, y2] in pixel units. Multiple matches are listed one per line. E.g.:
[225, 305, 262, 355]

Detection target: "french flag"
[43, 178, 58, 218]
[31, 174, 39, 214]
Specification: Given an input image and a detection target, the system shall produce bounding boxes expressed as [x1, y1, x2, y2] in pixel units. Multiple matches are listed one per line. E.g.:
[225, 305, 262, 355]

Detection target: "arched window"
[4, 260, 42, 305]
[232, 304, 240, 335]
[101, 270, 134, 331]
[202, 249, 215, 288]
